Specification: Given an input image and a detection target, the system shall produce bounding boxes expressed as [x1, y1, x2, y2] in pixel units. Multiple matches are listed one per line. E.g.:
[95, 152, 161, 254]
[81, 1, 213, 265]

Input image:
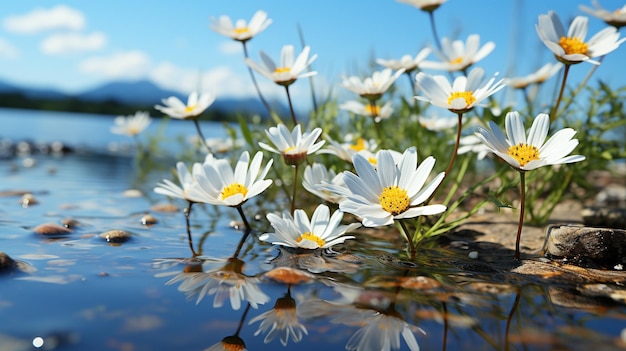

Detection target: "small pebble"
[141, 214, 158, 226]
[150, 203, 178, 213]
[468, 251, 479, 260]
[123, 189, 143, 198]
[20, 193, 38, 207]
[22, 157, 36, 168]
[33, 223, 73, 236]
[100, 230, 131, 244]
[61, 218, 80, 229]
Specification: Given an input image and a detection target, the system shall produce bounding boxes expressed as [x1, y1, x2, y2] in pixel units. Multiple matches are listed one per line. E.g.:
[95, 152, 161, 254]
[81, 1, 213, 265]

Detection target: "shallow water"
[1, 109, 625, 351]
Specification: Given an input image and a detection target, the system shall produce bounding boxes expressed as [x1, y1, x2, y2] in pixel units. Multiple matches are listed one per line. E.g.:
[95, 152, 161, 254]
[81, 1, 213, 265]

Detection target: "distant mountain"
[77, 80, 183, 105]
[0, 80, 67, 100]
[0, 78, 287, 117]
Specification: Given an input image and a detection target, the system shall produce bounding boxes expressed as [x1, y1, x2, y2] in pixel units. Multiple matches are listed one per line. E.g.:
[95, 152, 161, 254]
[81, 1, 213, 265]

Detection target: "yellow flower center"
[184, 104, 197, 113]
[274, 67, 291, 73]
[221, 182, 248, 200]
[447, 91, 476, 108]
[223, 341, 245, 351]
[234, 27, 250, 35]
[558, 36, 588, 55]
[507, 143, 540, 167]
[349, 138, 366, 152]
[368, 157, 378, 165]
[379, 186, 410, 215]
[450, 57, 464, 65]
[365, 104, 380, 116]
[221, 336, 246, 351]
[296, 232, 326, 247]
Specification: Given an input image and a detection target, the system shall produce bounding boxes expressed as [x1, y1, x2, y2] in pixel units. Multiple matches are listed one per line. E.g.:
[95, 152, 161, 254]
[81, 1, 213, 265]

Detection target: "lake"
[0, 108, 625, 351]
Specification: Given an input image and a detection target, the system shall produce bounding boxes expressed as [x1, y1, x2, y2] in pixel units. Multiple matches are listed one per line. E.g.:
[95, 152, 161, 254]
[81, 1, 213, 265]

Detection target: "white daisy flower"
[338, 147, 447, 227]
[475, 111, 586, 171]
[259, 124, 325, 166]
[396, 0, 446, 12]
[319, 135, 378, 163]
[249, 293, 308, 346]
[420, 34, 495, 72]
[457, 135, 491, 160]
[340, 100, 394, 122]
[414, 67, 505, 114]
[579, 1, 626, 28]
[302, 163, 346, 204]
[260, 204, 360, 249]
[187, 151, 273, 207]
[209, 10, 272, 42]
[417, 114, 459, 132]
[341, 68, 405, 101]
[154, 158, 208, 202]
[536, 11, 625, 65]
[155, 91, 215, 120]
[503, 62, 564, 89]
[376, 47, 432, 73]
[110, 111, 151, 137]
[245, 45, 317, 86]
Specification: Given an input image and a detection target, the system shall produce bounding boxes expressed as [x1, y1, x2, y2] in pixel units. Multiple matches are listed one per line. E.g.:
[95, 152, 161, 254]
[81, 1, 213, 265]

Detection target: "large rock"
[545, 225, 626, 269]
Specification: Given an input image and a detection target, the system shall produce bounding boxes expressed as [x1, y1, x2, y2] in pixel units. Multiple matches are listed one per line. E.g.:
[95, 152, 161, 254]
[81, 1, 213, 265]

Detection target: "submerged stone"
[0, 252, 16, 270]
[100, 230, 131, 244]
[545, 225, 626, 269]
[33, 223, 73, 236]
[61, 218, 80, 229]
[20, 193, 38, 207]
[150, 203, 178, 213]
[141, 214, 158, 226]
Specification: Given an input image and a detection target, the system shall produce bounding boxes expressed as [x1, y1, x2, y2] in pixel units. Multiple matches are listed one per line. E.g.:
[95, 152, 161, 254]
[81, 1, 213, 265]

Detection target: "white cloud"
[78, 51, 151, 79]
[3, 5, 85, 34]
[150, 61, 282, 100]
[0, 37, 19, 59]
[41, 32, 107, 55]
[218, 41, 243, 55]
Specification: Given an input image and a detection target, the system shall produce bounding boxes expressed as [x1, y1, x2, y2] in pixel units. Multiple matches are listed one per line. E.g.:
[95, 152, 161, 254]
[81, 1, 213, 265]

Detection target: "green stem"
[505, 288, 522, 351]
[521, 87, 534, 117]
[549, 63, 571, 122]
[192, 118, 213, 154]
[560, 56, 604, 116]
[235, 204, 251, 231]
[428, 11, 443, 53]
[242, 41, 273, 116]
[184, 201, 198, 257]
[285, 85, 298, 126]
[515, 171, 526, 260]
[232, 227, 251, 259]
[291, 164, 299, 215]
[399, 220, 417, 259]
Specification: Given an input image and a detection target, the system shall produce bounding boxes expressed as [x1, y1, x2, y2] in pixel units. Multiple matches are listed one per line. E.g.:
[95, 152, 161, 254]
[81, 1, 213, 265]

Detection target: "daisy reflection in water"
[299, 282, 425, 351]
[249, 287, 308, 347]
[159, 257, 269, 311]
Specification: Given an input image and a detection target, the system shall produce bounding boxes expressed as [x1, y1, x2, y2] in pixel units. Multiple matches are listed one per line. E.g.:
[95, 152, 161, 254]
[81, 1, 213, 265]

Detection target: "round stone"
[100, 230, 131, 244]
[141, 214, 158, 226]
[0, 252, 16, 270]
[33, 223, 73, 236]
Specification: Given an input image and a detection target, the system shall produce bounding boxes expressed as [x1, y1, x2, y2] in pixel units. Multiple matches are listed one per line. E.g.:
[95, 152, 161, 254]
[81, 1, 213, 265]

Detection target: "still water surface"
[0, 108, 625, 350]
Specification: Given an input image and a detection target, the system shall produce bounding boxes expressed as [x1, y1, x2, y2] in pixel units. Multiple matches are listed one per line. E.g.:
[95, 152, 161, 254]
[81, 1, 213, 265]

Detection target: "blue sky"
[1, 0, 624, 110]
